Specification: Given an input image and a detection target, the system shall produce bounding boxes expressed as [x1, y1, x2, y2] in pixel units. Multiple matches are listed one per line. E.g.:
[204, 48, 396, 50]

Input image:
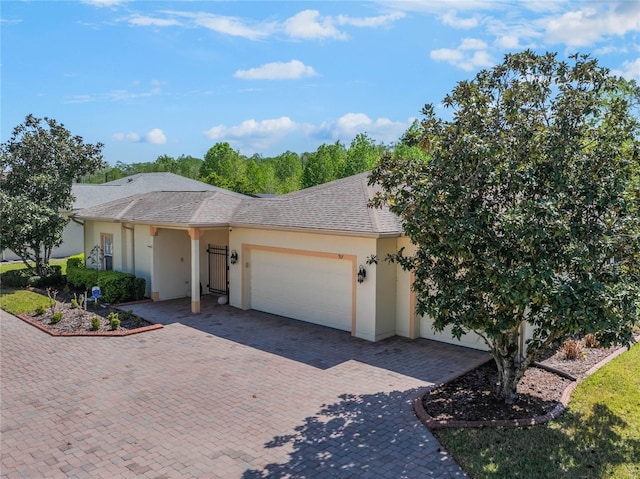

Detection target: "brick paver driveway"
[1, 297, 488, 478]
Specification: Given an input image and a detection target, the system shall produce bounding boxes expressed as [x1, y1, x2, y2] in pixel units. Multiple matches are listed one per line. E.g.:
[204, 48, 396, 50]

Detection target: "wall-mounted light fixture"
[230, 250, 238, 265]
[357, 265, 367, 284]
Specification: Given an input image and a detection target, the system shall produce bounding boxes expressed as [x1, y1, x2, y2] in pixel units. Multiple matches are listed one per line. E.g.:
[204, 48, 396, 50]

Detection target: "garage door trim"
[241, 243, 358, 335]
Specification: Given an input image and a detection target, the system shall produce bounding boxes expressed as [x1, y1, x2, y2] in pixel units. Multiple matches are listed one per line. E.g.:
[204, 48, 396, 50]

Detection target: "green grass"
[0, 289, 53, 315]
[435, 343, 640, 479]
[0, 258, 68, 275]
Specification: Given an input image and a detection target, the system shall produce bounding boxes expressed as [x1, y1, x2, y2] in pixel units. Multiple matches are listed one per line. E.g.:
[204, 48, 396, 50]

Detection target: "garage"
[248, 248, 354, 332]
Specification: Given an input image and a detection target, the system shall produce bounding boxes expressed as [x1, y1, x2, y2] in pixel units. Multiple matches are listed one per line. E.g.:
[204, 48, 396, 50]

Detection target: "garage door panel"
[250, 250, 352, 332]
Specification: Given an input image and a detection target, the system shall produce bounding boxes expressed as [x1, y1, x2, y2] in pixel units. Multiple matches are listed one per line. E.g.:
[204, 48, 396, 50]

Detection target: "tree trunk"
[491, 328, 527, 404]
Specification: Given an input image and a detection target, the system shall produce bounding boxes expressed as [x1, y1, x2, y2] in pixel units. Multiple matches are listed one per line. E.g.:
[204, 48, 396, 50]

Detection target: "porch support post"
[188, 228, 201, 313]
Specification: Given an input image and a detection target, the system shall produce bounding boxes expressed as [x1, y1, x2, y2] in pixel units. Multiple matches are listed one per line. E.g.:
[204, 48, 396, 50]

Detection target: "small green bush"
[70, 298, 79, 309]
[134, 277, 146, 300]
[108, 312, 120, 330]
[50, 311, 63, 324]
[34, 305, 46, 315]
[90, 316, 101, 331]
[66, 254, 84, 270]
[66, 259, 143, 304]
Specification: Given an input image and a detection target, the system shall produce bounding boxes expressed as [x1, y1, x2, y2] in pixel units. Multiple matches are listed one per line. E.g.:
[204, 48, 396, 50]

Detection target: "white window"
[101, 233, 113, 271]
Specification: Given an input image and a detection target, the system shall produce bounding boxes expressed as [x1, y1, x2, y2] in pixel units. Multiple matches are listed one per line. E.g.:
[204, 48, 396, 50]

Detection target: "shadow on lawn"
[439, 402, 640, 479]
[242, 388, 451, 479]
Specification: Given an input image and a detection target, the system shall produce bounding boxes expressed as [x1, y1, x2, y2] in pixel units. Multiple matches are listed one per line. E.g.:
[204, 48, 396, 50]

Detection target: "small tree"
[370, 51, 640, 404]
[1, 115, 104, 275]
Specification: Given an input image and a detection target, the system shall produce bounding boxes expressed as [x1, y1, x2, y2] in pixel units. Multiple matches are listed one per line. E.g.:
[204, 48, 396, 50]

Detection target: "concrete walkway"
[1, 297, 488, 478]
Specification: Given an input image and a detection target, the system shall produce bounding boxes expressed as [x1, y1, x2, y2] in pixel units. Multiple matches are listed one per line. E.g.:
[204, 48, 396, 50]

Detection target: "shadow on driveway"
[124, 296, 489, 385]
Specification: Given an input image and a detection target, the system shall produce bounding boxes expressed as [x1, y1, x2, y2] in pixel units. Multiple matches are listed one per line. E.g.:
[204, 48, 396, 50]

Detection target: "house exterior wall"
[200, 229, 230, 294]
[228, 227, 379, 341]
[374, 237, 398, 340]
[134, 224, 154, 297]
[152, 228, 191, 300]
[2, 217, 84, 262]
[83, 221, 123, 270]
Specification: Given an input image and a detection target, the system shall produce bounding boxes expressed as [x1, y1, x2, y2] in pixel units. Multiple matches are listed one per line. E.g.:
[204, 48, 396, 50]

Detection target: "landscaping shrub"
[90, 316, 101, 331]
[66, 255, 145, 304]
[562, 339, 584, 360]
[70, 298, 78, 309]
[34, 305, 46, 315]
[108, 312, 120, 330]
[134, 277, 146, 301]
[0, 265, 62, 288]
[50, 311, 63, 324]
[584, 333, 599, 348]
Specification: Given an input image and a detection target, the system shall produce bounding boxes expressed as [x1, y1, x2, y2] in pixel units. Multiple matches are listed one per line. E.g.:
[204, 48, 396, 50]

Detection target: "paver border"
[414, 344, 632, 429]
[15, 312, 163, 337]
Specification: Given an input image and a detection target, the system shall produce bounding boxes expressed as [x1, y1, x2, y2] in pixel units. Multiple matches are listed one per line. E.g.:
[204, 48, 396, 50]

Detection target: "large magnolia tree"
[1, 115, 104, 275]
[370, 51, 640, 403]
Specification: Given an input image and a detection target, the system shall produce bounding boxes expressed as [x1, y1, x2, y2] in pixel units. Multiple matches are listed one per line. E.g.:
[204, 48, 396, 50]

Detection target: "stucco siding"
[228, 228, 378, 341]
[152, 228, 191, 300]
[134, 224, 153, 297]
[374, 238, 398, 340]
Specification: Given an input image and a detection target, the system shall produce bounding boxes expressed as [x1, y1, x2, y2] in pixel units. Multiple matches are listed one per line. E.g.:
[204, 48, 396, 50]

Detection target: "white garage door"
[249, 249, 353, 332]
[420, 316, 489, 351]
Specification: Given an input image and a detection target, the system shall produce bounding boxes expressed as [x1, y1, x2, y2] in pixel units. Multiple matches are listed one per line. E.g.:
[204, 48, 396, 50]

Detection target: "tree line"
[80, 131, 428, 195]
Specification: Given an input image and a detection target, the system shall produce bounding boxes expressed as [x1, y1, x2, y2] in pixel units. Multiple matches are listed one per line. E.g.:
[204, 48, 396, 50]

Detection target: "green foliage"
[0, 289, 51, 315]
[50, 311, 63, 324]
[435, 344, 640, 479]
[66, 259, 144, 304]
[108, 312, 120, 330]
[134, 277, 146, 300]
[91, 316, 101, 331]
[0, 265, 62, 288]
[370, 50, 640, 403]
[34, 305, 46, 315]
[70, 298, 78, 309]
[343, 133, 383, 177]
[302, 141, 346, 188]
[0, 115, 104, 275]
[66, 254, 84, 270]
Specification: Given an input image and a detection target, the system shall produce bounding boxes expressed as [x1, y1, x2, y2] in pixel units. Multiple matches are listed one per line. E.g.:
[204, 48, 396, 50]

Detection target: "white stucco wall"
[152, 228, 191, 300]
[228, 227, 379, 341]
[374, 237, 398, 340]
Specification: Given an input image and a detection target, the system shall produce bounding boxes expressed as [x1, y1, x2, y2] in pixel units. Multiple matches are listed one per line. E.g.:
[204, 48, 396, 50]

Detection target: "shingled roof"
[75, 190, 246, 227]
[74, 173, 403, 237]
[232, 173, 402, 236]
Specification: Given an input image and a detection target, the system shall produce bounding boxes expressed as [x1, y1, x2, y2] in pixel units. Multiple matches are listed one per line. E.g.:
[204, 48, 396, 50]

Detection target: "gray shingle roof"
[73, 173, 403, 237]
[75, 190, 245, 226]
[232, 173, 402, 236]
[71, 173, 221, 210]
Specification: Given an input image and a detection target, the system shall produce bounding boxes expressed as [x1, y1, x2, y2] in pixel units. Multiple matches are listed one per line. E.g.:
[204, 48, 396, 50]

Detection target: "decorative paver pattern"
[1, 297, 488, 478]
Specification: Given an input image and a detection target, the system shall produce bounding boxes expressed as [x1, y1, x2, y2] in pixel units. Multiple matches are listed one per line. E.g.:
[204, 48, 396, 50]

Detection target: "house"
[74, 173, 516, 349]
[2, 173, 218, 262]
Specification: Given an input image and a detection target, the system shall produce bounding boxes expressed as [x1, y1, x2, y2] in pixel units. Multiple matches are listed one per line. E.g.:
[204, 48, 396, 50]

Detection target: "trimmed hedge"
[0, 265, 62, 288]
[66, 255, 146, 304]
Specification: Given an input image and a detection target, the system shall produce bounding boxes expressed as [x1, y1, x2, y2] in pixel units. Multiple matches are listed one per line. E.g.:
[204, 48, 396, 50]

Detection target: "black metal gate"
[207, 244, 229, 295]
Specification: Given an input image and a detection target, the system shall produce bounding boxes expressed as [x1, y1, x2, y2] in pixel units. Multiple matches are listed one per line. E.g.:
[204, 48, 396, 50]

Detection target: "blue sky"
[2, 1, 639, 165]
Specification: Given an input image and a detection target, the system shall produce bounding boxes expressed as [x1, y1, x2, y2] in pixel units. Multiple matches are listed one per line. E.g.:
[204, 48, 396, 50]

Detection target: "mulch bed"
[17, 287, 161, 336]
[418, 339, 625, 428]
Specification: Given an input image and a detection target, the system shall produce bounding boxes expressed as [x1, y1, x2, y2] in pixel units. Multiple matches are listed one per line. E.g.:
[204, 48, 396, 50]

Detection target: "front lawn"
[435, 343, 640, 479]
[0, 258, 68, 276]
[0, 289, 53, 315]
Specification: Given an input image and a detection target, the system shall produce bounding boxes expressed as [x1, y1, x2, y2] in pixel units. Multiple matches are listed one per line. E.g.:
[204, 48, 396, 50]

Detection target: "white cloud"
[611, 57, 640, 81]
[127, 15, 182, 27]
[284, 10, 347, 40]
[234, 60, 317, 80]
[317, 113, 409, 144]
[459, 38, 488, 50]
[82, 0, 129, 7]
[430, 38, 493, 71]
[145, 128, 167, 145]
[128, 10, 273, 40]
[441, 10, 479, 29]
[495, 34, 521, 50]
[336, 12, 405, 28]
[204, 117, 298, 140]
[112, 132, 140, 142]
[545, 2, 640, 47]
